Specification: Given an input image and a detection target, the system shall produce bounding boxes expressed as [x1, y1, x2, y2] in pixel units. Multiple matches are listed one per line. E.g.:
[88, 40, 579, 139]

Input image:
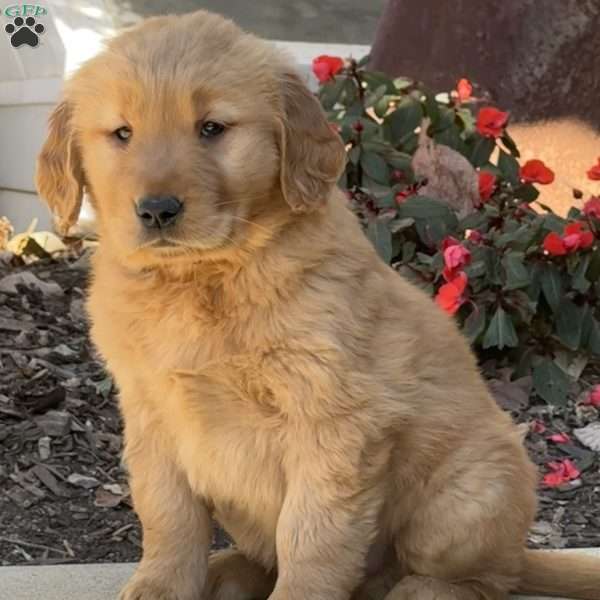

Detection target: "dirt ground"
[0, 253, 598, 566]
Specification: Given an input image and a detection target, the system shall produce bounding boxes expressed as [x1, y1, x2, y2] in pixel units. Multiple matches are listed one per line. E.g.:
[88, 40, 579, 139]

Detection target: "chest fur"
[89, 271, 291, 560]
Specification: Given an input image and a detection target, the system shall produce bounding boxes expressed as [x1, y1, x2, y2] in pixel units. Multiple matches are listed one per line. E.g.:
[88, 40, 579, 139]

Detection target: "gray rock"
[67, 473, 100, 489]
[35, 410, 72, 437]
[38, 436, 52, 460]
[0, 272, 63, 296]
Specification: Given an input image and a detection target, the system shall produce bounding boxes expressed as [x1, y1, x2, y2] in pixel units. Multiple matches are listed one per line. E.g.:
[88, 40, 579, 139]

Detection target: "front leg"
[119, 399, 211, 600]
[270, 419, 390, 600]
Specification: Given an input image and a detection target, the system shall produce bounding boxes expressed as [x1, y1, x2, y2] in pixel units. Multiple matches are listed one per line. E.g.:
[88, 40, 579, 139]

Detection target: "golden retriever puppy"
[36, 10, 600, 600]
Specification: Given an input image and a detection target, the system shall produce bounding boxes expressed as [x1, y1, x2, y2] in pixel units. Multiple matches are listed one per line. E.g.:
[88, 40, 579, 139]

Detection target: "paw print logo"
[5, 16, 45, 48]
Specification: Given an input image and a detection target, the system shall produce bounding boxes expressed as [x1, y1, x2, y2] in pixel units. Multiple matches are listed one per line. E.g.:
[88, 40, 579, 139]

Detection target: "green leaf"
[536, 201, 556, 215]
[356, 54, 371, 68]
[527, 262, 543, 302]
[463, 305, 487, 343]
[435, 125, 468, 155]
[389, 217, 415, 233]
[514, 184, 540, 203]
[365, 84, 388, 109]
[460, 211, 488, 230]
[456, 108, 476, 134]
[361, 151, 390, 184]
[415, 219, 449, 247]
[470, 136, 496, 168]
[587, 249, 600, 283]
[340, 78, 358, 106]
[422, 90, 441, 125]
[361, 71, 397, 94]
[533, 359, 570, 406]
[555, 299, 586, 351]
[384, 97, 423, 142]
[554, 351, 588, 380]
[500, 132, 521, 158]
[319, 76, 346, 109]
[396, 196, 456, 221]
[503, 253, 530, 290]
[366, 219, 393, 264]
[464, 260, 487, 279]
[385, 151, 413, 172]
[402, 241, 416, 262]
[348, 145, 361, 165]
[393, 77, 413, 91]
[540, 263, 563, 313]
[396, 197, 458, 246]
[582, 309, 600, 356]
[376, 190, 397, 210]
[588, 318, 600, 356]
[498, 149, 520, 185]
[541, 213, 567, 234]
[480, 246, 503, 286]
[572, 254, 592, 293]
[374, 95, 391, 118]
[482, 307, 519, 350]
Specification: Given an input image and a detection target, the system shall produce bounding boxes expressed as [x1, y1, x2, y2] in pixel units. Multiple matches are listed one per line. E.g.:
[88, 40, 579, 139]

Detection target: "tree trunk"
[369, 0, 600, 127]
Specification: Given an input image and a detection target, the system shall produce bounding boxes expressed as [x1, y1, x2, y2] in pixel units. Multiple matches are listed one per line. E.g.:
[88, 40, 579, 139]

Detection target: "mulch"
[0, 252, 598, 566]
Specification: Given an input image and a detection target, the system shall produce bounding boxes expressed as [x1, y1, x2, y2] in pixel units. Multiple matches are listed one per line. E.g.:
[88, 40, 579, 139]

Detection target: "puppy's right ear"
[35, 101, 84, 236]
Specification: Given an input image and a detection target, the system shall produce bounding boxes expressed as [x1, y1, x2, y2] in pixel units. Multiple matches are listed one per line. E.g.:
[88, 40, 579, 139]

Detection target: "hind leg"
[389, 430, 538, 600]
[383, 575, 506, 600]
[205, 548, 275, 600]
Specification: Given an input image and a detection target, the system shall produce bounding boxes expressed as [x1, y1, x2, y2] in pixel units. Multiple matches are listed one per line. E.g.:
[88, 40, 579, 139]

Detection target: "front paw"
[119, 572, 198, 600]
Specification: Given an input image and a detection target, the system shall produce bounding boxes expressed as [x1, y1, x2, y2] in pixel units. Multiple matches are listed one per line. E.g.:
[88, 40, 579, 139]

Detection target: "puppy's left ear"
[277, 71, 346, 212]
[35, 101, 85, 236]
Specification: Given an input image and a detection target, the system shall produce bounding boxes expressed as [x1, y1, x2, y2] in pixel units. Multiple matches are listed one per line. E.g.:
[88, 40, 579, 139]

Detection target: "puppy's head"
[36, 11, 345, 264]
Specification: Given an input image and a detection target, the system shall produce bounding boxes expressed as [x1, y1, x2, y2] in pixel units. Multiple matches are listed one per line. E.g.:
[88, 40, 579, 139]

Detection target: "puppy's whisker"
[229, 215, 273, 236]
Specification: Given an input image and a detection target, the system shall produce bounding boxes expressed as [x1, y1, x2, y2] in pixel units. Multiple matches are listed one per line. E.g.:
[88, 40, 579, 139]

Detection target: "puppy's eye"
[113, 126, 132, 142]
[199, 121, 225, 138]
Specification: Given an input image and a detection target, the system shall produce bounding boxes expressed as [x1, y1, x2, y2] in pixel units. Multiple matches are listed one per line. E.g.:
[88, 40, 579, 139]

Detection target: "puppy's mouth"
[136, 231, 232, 255]
[141, 236, 179, 248]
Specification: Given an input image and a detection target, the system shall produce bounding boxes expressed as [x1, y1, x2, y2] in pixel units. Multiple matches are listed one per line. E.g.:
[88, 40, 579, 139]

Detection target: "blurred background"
[1, 0, 599, 232]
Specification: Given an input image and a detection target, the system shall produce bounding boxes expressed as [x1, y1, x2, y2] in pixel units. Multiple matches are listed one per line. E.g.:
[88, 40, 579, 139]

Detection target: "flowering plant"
[315, 57, 600, 405]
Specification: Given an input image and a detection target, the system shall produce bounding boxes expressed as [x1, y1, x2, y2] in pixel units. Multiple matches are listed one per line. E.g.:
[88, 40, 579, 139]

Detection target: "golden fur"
[36, 11, 600, 600]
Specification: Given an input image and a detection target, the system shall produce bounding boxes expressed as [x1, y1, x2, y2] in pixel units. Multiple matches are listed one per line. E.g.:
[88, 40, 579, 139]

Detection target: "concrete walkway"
[1, 549, 599, 599]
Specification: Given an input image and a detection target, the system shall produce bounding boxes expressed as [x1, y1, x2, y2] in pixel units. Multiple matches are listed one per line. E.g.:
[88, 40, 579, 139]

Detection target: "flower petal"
[543, 232, 567, 256]
[520, 159, 555, 185]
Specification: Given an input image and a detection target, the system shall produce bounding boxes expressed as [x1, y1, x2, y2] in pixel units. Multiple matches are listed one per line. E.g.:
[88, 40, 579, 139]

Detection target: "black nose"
[135, 195, 183, 229]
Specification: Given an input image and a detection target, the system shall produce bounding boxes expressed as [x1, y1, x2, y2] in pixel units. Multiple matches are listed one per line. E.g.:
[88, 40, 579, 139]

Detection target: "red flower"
[543, 232, 567, 256]
[530, 420, 546, 434]
[312, 55, 344, 83]
[435, 272, 468, 315]
[520, 159, 555, 185]
[441, 236, 460, 251]
[587, 157, 600, 181]
[478, 171, 497, 202]
[548, 432, 571, 444]
[543, 222, 594, 256]
[395, 189, 413, 205]
[563, 222, 594, 251]
[476, 107, 509, 138]
[467, 230, 484, 243]
[456, 78, 472, 103]
[583, 385, 600, 408]
[543, 459, 580, 487]
[442, 241, 471, 281]
[583, 196, 600, 219]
